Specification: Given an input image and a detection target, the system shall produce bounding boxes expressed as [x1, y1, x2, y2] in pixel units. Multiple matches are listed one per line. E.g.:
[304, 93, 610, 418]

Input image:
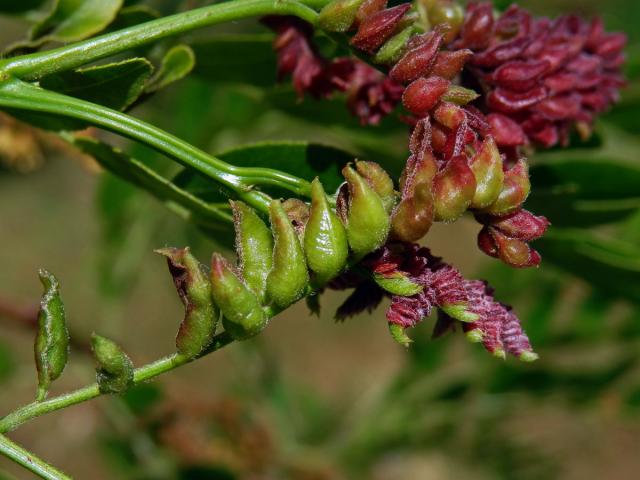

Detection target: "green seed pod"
[482, 159, 531, 216]
[210, 254, 267, 340]
[267, 200, 310, 308]
[433, 155, 477, 222]
[318, 0, 365, 32]
[34, 269, 69, 401]
[304, 178, 349, 284]
[231, 201, 273, 302]
[91, 334, 134, 394]
[374, 272, 423, 296]
[355, 160, 397, 214]
[373, 26, 415, 65]
[342, 165, 391, 258]
[469, 136, 504, 209]
[157, 248, 218, 359]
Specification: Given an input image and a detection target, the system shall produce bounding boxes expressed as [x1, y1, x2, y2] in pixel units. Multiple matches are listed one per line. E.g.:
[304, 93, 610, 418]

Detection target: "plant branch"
[0, 332, 235, 434]
[0, 79, 311, 212]
[0, 434, 71, 480]
[0, 0, 321, 80]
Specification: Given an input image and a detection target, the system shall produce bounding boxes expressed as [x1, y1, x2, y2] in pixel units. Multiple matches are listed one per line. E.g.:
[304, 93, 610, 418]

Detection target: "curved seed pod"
[485, 227, 542, 268]
[231, 201, 273, 302]
[374, 25, 415, 65]
[342, 165, 391, 258]
[433, 155, 477, 222]
[318, 0, 366, 32]
[304, 178, 349, 284]
[431, 49, 473, 79]
[156, 248, 218, 359]
[35, 269, 69, 401]
[266, 200, 310, 308]
[402, 76, 451, 116]
[91, 334, 134, 394]
[351, 3, 412, 54]
[211, 254, 267, 340]
[469, 136, 504, 209]
[355, 160, 396, 213]
[482, 159, 531, 215]
[389, 29, 443, 84]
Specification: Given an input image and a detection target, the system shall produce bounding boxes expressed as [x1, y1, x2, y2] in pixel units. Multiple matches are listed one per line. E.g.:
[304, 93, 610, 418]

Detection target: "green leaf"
[190, 34, 276, 87]
[145, 45, 196, 93]
[40, 58, 153, 111]
[31, 0, 124, 44]
[174, 141, 354, 200]
[71, 136, 232, 227]
[538, 229, 640, 302]
[528, 155, 640, 227]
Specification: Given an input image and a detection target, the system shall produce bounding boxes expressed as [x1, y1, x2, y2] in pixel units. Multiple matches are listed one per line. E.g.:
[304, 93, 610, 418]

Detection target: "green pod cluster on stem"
[34, 269, 69, 402]
[91, 334, 134, 394]
[156, 247, 218, 359]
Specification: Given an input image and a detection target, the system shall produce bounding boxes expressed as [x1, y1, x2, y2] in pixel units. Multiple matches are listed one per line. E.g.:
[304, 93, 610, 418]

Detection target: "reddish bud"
[459, 2, 494, 49]
[351, 3, 411, 54]
[390, 30, 443, 84]
[355, 0, 387, 25]
[491, 60, 550, 92]
[433, 155, 477, 222]
[402, 76, 451, 116]
[483, 159, 530, 216]
[487, 228, 542, 268]
[477, 226, 499, 258]
[430, 49, 473, 79]
[477, 209, 549, 241]
[486, 86, 547, 113]
[487, 113, 527, 146]
[432, 101, 466, 129]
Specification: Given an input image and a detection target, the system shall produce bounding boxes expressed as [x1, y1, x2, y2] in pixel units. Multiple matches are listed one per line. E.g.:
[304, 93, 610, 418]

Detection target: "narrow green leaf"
[145, 45, 196, 93]
[528, 156, 640, 227]
[35, 270, 69, 401]
[31, 0, 124, 43]
[91, 334, 134, 394]
[40, 58, 153, 111]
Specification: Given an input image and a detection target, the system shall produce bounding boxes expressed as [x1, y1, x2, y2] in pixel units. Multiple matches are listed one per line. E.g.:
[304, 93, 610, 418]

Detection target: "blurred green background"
[1, 0, 640, 478]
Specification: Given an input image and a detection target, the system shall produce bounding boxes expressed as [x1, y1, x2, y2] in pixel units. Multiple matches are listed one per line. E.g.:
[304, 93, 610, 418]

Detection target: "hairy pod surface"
[469, 136, 504, 208]
[304, 178, 349, 284]
[157, 247, 218, 359]
[232, 201, 273, 302]
[91, 334, 134, 394]
[267, 200, 310, 308]
[35, 269, 69, 401]
[210, 254, 267, 340]
[342, 165, 391, 258]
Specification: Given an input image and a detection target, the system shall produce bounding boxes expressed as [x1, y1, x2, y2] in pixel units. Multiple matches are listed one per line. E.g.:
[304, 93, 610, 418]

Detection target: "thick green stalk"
[0, 434, 71, 480]
[0, 332, 234, 434]
[0, 79, 311, 212]
[0, 0, 320, 80]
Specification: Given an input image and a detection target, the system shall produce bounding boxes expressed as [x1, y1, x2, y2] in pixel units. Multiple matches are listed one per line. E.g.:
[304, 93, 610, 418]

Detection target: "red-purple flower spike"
[351, 3, 411, 53]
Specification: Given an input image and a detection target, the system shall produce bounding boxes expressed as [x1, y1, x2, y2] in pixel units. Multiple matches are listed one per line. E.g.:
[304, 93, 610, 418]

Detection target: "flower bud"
[459, 2, 494, 50]
[430, 49, 473, 79]
[477, 209, 549, 241]
[231, 201, 273, 302]
[355, 160, 396, 213]
[441, 85, 480, 105]
[479, 227, 541, 268]
[389, 30, 443, 84]
[210, 254, 267, 340]
[373, 26, 415, 65]
[267, 200, 310, 307]
[482, 159, 530, 216]
[469, 136, 504, 209]
[318, 0, 366, 32]
[342, 165, 391, 258]
[157, 247, 218, 359]
[35, 269, 69, 401]
[487, 113, 527, 147]
[433, 155, 477, 222]
[432, 101, 466, 129]
[355, 0, 387, 25]
[304, 178, 349, 284]
[351, 3, 412, 54]
[402, 76, 450, 116]
[91, 334, 134, 394]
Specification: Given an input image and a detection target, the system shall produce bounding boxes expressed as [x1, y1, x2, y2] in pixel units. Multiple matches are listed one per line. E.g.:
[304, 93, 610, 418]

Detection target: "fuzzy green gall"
[91, 334, 134, 394]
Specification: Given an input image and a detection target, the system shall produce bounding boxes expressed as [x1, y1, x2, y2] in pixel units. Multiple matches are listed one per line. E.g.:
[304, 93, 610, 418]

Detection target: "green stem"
[0, 434, 71, 480]
[0, 332, 234, 434]
[0, 0, 320, 80]
[0, 79, 311, 212]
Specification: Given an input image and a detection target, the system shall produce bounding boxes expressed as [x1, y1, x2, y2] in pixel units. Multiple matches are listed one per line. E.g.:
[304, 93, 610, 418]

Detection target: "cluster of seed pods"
[318, 0, 549, 267]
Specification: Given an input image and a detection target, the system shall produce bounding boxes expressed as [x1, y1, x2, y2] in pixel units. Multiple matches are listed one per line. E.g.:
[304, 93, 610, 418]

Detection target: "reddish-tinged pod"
[351, 3, 411, 54]
[477, 209, 549, 241]
[390, 30, 443, 84]
[355, 0, 387, 25]
[469, 136, 504, 209]
[477, 226, 499, 258]
[489, 228, 542, 268]
[487, 113, 527, 146]
[483, 159, 531, 215]
[459, 2, 494, 49]
[433, 155, 477, 222]
[433, 101, 466, 129]
[402, 76, 450, 116]
[487, 86, 547, 113]
[430, 49, 473, 80]
[491, 60, 550, 92]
